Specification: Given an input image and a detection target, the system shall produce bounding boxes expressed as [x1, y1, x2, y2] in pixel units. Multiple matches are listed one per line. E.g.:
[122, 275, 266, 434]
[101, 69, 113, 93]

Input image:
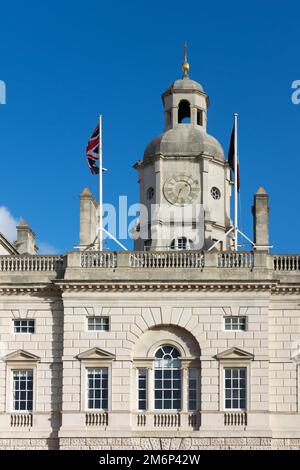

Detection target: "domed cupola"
[133, 45, 232, 252]
[143, 45, 224, 162]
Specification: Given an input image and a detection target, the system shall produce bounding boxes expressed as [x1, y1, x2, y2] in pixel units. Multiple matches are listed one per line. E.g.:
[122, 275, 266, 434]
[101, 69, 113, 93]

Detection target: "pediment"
[77, 347, 115, 361]
[0, 232, 18, 255]
[3, 349, 41, 362]
[216, 347, 254, 361]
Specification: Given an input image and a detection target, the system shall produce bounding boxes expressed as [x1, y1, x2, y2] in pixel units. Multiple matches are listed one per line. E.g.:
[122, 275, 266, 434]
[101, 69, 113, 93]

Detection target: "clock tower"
[133, 47, 232, 251]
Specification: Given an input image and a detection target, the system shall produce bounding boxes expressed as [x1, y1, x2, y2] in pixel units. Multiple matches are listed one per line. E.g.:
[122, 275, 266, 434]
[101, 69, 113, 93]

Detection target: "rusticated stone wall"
[1, 436, 300, 450]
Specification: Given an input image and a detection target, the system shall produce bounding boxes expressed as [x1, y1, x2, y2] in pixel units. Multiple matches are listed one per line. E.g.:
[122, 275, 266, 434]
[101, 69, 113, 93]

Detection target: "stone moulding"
[55, 281, 277, 292]
[0, 281, 300, 295]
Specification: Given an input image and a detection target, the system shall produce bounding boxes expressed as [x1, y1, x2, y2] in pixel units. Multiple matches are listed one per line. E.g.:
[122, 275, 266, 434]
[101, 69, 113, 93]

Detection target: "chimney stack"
[79, 188, 98, 249]
[15, 220, 37, 255]
[252, 187, 270, 251]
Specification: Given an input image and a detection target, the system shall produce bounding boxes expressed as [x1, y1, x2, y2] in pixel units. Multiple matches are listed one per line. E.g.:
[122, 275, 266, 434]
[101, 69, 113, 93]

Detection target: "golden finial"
[182, 41, 190, 78]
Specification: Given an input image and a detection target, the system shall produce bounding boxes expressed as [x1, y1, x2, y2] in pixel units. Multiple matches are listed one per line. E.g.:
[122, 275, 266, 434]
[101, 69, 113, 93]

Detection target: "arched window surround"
[134, 329, 201, 419]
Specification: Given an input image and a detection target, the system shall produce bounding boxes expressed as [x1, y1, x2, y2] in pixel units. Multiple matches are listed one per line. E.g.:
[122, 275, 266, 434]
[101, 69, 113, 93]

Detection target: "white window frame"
[13, 319, 35, 334]
[86, 367, 109, 411]
[79, 359, 112, 412]
[224, 316, 247, 332]
[137, 368, 148, 411]
[12, 369, 34, 412]
[133, 347, 201, 414]
[87, 316, 110, 332]
[3, 351, 40, 414]
[6, 365, 37, 413]
[219, 362, 251, 412]
[223, 367, 247, 411]
[188, 367, 199, 411]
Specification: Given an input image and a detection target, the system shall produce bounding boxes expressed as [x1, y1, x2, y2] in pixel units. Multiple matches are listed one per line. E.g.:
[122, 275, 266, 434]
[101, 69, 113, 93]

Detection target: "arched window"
[154, 345, 181, 410]
[178, 100, 191, 123]
[170, 237, 194, 250]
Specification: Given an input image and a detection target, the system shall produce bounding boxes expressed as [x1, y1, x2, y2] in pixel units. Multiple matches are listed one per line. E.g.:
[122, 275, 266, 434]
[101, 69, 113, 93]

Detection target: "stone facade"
[0, 63, 300, 450]
[0, 251, 299, 450]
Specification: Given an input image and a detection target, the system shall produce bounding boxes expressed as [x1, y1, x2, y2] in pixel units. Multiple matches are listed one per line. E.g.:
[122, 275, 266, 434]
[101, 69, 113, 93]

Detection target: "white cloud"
[0, 206, 19, 242]
[37, 242, 60, 255]
[0, 206, 60, 254]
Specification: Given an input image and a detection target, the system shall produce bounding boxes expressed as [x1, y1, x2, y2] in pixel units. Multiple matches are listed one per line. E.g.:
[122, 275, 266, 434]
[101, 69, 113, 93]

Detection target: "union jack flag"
[86, 124, 100, 175]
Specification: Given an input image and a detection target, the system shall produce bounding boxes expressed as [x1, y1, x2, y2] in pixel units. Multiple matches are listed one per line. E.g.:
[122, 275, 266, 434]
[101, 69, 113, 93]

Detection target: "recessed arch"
[178, 99, 191, 123]
[133, 325, 201, 358]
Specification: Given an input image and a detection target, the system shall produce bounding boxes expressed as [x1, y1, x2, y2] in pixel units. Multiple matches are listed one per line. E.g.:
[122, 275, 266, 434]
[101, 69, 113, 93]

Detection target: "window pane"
[14, 320, 35, 334]
[154, 345, 182, 411]
[86, 368, 108, 410]
[87, 317, 109, 331]
[188, 368, 198, 411]
[224, 316, 247, 331]
[137, 369, 147, 411]
[224, 368, 246, 410]
[13, 370, 33, 412]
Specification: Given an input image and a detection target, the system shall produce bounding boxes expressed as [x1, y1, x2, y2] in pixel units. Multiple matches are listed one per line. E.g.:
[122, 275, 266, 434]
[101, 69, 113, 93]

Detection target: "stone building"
[0, 56, 300, 451]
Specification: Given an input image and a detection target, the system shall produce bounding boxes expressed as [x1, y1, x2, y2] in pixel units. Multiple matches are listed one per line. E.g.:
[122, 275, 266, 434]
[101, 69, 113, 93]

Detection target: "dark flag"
[86, 124, 100, 175]
[228, 125, 240, 191]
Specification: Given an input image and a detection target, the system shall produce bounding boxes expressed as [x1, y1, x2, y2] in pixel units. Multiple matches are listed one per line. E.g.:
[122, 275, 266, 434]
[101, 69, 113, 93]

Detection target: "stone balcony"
[0, 251, 300, 288]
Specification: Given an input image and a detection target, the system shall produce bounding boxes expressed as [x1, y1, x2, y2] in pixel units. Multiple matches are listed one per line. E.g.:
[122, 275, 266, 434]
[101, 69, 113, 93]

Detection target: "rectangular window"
[13, 370, 33, 411]
[177, 238, 187, 250]
[188, 368, 198, 411]
[137, 369, 147, 411]
[197, 109, 203, 126]
[154, 368, 181, 411]
[87, 368, 108, 410]
[13, 320, 35, 334]
[87, 317, 109, 331]
[224, 316, 246, 331]
[224, 368, 246, 410]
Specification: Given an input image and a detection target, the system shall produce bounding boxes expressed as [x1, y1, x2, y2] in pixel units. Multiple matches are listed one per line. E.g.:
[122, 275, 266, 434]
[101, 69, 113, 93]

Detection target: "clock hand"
[176, 187, 183, 202]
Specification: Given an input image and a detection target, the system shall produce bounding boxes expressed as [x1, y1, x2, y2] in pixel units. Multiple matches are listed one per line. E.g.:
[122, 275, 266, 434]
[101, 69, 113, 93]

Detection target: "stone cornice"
[0, 283, 58, 295]
[135, 152, 226, 170]
[54, 280, 279, 293]
[1, 281, 300, 295]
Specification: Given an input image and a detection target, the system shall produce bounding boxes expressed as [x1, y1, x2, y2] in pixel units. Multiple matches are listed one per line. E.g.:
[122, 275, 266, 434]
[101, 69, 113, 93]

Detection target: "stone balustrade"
[134, 412, 200, 430]
[80, 252, 117, 268]
[1, 251, 300, 273]
[224, 412, 247, 427]
[218, 252, 254, 268]
[0, 255, 64, 272]
[10, 413, 33, 427]
[129, 251, 204, 268]
[85, 412, 108, 427]
[273, 255, 300, 271]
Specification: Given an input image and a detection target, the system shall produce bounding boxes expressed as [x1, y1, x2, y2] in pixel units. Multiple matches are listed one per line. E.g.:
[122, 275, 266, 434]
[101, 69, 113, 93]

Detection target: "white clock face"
[163, 174, 200, 206]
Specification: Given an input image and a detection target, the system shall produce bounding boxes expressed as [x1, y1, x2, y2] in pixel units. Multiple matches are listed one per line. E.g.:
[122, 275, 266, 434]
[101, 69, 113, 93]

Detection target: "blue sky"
[0, 0, 299, 253]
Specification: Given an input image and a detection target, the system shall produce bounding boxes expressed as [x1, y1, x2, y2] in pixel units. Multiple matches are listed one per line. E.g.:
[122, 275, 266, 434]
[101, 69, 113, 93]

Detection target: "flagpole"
[234, 112, 238, 251]
[99, 114, 103, 251]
